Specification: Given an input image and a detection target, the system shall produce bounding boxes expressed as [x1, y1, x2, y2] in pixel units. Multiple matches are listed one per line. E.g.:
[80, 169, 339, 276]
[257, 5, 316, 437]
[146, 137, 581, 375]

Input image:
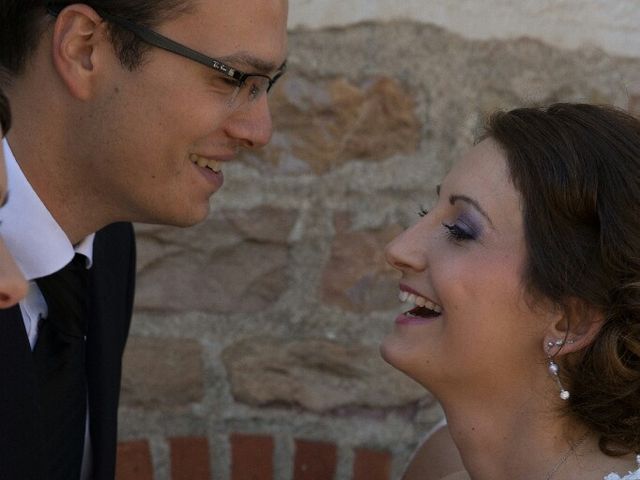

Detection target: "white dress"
[603, 455, 640, 480]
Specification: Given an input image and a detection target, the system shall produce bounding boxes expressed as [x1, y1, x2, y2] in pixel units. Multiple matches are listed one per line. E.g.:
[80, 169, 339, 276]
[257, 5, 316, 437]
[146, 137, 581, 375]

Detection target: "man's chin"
[140, 203, 211, 228]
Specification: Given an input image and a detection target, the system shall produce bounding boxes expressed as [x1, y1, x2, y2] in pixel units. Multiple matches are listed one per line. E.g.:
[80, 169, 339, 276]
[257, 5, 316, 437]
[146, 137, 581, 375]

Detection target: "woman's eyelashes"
[442, 219, 477, 241]
[416, 204, 480, 241]
[418, 205, 429, 218]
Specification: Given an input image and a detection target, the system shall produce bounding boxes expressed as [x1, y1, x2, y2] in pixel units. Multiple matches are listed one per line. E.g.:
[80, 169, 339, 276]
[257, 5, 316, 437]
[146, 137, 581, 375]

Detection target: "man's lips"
[190, 153, 234, 173]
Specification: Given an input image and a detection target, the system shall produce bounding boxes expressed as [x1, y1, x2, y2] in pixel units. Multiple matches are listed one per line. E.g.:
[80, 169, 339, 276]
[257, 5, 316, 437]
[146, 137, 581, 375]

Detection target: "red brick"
[293, 439, 337, 480]
[353, 448, 391, 480]
[169, 436, 211, 480]
[116, 440, 153, 480]
[231, 433, 274, 480]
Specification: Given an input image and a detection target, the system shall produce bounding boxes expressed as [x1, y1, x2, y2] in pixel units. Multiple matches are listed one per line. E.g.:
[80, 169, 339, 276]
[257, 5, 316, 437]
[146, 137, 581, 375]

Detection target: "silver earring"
[546, 340, 570, 400]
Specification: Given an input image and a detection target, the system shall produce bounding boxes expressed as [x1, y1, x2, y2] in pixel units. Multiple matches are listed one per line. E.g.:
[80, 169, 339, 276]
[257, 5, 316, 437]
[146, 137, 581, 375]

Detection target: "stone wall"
[288, 0, 640, 58]
[116, 17, 640, 480]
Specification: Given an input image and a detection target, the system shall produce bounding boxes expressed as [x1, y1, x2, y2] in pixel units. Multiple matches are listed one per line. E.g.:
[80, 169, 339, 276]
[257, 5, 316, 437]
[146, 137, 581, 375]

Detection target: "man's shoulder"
[96, 222, 135, 243]
[91, 222, 136, 287]
[93, 222, 136, 259]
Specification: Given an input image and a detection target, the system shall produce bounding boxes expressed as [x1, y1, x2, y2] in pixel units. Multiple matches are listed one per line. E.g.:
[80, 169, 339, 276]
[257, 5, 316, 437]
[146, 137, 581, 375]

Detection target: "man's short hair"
[0, 0, 194, 75]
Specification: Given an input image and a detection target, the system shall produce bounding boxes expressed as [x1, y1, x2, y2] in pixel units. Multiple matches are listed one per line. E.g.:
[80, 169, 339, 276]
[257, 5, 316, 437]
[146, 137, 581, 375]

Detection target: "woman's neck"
[440, 392, 586, 480]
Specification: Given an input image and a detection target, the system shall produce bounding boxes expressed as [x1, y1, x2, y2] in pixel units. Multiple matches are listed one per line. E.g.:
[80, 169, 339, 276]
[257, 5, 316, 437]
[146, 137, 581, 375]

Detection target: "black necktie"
[33, 254, 89, 480]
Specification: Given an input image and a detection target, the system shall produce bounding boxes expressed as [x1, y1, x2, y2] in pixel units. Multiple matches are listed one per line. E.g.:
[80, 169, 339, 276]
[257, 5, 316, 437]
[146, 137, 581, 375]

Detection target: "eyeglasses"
[46, 4, 286, 110]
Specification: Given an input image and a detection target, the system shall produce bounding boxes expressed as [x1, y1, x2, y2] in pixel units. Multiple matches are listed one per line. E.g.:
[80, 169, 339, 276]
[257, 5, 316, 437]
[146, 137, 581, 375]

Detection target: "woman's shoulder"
[403, 419, 465, 480]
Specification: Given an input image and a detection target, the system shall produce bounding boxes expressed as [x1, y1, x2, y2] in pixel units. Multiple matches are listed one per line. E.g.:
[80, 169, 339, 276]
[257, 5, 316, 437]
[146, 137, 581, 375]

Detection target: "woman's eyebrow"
[436, 184, 494, 228]
[450, 194, 494, 228]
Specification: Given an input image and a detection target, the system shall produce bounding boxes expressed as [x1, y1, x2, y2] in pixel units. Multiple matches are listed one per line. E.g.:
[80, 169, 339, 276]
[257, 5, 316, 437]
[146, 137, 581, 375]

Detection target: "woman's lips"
[395, 283, 443, 325]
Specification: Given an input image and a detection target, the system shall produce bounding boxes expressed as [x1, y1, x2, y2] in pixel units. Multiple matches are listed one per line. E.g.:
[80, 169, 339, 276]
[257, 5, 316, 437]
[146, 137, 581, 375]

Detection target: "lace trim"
[603, 456, 640, 480]
[603, 468, 640, 480]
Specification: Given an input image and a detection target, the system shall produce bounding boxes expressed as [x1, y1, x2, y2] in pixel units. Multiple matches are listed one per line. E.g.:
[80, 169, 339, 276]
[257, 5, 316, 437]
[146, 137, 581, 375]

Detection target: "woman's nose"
[0, 239, 27, 309]
[384, 223, 429, 273]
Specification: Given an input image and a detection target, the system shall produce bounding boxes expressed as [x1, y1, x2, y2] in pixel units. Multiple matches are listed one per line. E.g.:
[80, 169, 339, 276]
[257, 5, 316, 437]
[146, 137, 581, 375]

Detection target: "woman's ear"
[542, 298, 605, 357]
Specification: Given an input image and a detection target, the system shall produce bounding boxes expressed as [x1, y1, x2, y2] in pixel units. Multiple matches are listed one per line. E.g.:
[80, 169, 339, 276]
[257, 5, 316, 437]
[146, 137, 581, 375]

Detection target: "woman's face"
[382, 139, 551, 398]
[0, 139, 27, 307]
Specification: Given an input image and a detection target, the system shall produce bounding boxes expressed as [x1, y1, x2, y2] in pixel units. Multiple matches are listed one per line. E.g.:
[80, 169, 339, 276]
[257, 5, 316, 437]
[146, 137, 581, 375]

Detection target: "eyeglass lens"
[229, 75, 272, 108]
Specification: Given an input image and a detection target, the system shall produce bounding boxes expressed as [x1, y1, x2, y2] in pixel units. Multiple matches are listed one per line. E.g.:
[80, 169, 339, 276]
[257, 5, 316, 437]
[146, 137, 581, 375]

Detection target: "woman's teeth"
[398, 291, 442, 313]
[190, 154, 222, 173]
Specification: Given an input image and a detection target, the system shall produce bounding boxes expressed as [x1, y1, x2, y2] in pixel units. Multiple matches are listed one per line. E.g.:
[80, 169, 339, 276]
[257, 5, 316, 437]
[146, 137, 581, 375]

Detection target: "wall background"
[116, 2, 640, 480]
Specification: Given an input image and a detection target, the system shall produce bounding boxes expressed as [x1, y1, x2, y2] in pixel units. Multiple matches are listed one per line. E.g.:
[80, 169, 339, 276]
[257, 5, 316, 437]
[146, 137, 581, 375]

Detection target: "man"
[0, 1, 288, 479]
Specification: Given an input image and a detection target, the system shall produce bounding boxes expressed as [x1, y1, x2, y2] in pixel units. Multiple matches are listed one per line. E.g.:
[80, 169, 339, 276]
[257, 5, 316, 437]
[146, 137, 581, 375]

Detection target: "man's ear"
[542, 298, 605, 357]
[50, 4, 109, 100]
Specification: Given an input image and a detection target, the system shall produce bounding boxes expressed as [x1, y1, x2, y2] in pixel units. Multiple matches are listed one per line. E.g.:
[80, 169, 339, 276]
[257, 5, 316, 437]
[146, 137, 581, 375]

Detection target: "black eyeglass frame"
[46, 3, 286, 94]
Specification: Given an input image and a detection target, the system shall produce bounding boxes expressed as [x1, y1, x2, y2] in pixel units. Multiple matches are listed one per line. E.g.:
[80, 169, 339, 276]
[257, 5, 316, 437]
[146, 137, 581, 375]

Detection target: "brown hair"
[0, 0, 194, 75]
[0, 88, 10, 134]
[483, 103, 640, 455]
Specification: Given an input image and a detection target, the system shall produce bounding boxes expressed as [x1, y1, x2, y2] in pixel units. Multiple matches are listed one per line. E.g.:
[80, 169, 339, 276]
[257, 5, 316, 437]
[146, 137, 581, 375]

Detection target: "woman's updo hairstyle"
[0, 89, 10, 134]
[483, 103, 640, 455]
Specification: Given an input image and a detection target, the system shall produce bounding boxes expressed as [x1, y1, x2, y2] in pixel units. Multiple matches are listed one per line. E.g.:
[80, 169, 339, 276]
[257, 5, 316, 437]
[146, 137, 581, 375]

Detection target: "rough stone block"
[629, 94, 640, 116]
[222, 337, 426, 412]
[121, 337, 204, 409]
[321, 218, 403, 312]
[241, 74, 422, 174]
[134, 207, 296, 313]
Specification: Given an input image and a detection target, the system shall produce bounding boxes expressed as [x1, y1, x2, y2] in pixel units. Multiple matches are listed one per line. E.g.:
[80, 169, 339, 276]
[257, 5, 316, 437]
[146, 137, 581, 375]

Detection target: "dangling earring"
[546, 339, 572, 400]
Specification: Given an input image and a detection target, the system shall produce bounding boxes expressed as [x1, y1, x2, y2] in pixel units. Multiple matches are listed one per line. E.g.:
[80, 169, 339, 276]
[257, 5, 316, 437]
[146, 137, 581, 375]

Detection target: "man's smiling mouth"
[190, 154, 222, 173]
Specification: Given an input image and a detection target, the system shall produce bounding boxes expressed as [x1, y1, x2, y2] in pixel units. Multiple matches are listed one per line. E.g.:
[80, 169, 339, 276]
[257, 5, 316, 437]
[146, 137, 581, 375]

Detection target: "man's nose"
[224, 94, 274, 149]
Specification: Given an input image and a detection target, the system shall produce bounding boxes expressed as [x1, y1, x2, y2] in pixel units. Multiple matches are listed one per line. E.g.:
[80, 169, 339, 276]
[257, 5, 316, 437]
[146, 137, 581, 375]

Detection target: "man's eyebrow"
[219, 52, 287, 75]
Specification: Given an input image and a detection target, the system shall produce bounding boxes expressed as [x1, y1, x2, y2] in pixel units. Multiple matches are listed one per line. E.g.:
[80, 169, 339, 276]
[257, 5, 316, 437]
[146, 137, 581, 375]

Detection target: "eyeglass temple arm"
[46, 3, 246, 83]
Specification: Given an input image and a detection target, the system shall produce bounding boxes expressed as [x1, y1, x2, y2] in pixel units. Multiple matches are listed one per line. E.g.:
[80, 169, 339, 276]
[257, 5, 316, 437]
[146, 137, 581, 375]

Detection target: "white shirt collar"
[2, 139, 94, 280]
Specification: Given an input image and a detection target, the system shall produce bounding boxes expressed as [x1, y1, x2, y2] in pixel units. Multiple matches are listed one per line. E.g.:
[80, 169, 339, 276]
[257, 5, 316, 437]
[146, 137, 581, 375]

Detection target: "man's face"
[83, 0, 288, 226]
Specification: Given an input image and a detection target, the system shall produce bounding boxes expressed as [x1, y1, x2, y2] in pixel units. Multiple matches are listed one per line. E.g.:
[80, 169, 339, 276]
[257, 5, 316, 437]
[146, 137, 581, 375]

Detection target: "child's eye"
[443, 222, 475, 241]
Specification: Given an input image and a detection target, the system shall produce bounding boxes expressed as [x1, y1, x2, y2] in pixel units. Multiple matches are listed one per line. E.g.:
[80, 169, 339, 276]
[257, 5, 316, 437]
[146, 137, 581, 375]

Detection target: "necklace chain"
[545, 431, 590, 480]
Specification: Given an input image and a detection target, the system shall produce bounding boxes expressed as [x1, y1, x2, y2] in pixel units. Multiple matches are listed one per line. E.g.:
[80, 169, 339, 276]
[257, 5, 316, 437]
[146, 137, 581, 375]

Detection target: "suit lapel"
[86, 223, 136, 480]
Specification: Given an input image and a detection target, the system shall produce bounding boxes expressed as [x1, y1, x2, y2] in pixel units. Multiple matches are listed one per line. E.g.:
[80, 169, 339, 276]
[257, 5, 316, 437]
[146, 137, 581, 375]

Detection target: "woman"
[382, 103, 640, 480]
[0, 88, 28, 307]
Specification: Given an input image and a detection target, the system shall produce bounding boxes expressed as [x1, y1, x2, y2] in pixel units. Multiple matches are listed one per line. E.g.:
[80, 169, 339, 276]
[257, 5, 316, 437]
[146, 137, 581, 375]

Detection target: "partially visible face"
[81, 0, 289, 226]
[381, 139, 550, 399]
[0, 137, 28, 308]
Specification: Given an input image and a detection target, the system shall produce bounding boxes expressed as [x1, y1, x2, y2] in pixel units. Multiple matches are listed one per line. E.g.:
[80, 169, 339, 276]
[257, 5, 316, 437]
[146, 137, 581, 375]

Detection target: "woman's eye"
[442, 222, 475, 241]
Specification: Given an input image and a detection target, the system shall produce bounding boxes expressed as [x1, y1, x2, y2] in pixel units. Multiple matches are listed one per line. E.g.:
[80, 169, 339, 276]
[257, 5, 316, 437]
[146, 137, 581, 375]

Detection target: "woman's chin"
[379, 335, 430, 386]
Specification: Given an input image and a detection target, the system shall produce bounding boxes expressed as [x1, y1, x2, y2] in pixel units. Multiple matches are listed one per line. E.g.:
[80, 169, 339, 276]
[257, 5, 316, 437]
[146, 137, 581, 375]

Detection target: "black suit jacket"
[0, 222, 136, 480]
